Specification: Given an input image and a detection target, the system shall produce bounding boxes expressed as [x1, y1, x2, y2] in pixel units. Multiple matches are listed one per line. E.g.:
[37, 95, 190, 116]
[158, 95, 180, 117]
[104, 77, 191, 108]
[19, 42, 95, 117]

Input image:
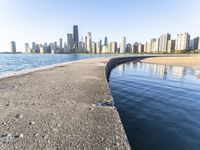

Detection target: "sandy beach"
[141, 57, 200, 70]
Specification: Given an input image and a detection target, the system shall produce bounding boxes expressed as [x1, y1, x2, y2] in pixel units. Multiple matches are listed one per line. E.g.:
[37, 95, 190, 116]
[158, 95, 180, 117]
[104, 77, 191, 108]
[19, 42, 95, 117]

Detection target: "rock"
[14, 113, 23, 119]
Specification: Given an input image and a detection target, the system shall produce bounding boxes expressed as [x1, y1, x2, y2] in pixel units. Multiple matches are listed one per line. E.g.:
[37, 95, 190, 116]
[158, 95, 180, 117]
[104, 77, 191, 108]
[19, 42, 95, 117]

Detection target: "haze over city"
[0, 0, 200, 52]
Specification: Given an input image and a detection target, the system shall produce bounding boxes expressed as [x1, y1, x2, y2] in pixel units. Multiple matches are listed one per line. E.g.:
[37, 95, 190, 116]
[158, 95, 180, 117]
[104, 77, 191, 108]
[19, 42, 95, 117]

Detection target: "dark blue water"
[109, 61, 200, 150]
[0, 53, 120, 74]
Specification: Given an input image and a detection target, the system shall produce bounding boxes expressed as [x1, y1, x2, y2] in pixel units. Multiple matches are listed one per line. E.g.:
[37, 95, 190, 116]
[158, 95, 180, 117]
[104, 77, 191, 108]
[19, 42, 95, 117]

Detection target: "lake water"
[0, 53, 120, 74]
[109, 61, 200, 150]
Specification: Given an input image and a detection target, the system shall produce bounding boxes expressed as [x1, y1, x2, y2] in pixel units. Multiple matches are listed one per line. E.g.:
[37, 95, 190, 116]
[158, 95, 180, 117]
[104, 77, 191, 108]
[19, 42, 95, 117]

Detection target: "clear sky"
[0, 0, 200, 52]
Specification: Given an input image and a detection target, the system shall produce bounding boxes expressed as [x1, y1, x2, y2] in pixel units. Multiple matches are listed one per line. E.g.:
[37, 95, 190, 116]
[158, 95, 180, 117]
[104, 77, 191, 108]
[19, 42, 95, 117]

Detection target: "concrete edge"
[104, 56, 148, 149]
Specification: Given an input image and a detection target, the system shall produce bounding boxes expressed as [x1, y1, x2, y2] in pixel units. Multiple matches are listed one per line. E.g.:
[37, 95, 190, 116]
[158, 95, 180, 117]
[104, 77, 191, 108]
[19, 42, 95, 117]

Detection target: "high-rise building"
[99, 40, 102, 52]
[83, 36, 87, 51]
[39, 44, 45, 54]
[11, 41, 16, 53]
[86, 32, 92, 53]
[67, 34, 73, 51]
[144, 42, 148, 53]
[120, 36, 126, 53]
[133, 42, 139, 53]
[144, 42, 151, 53]
[175, 33, 190, 51]
[167, 40, 176, 53]
[43, 43, 49, 53]
[189, 39, 195, 50]
[59, 38, 63, 48]
[102, 45, 108, 53]
[92, 42, 96, 53]
[95, 40, 102, 54]
[189, 37, 199, 50]
[198, 37, 200, 50]
[25, 43, 31, 53]
[54, 42, 57, 50]
[151, 38, 159, 53]
[32, 42, 36, 53]
[138, 43, 144, 54]
[110, 42, 117, 53]
[159, 33, 171, 53]
[126, 43, 132, 53]
[104, 37, 108, 46]
[73, 25, 79, 49]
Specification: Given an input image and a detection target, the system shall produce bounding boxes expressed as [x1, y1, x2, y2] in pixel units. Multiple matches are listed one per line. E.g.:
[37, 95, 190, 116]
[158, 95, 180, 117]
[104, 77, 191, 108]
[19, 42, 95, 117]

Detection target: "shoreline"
[0, 57, 105, 80]
[141, 57, 200, 70]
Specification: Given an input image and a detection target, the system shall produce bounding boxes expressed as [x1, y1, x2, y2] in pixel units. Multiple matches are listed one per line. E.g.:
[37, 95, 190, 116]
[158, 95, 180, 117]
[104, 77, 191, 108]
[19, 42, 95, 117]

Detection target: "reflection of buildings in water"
[129, 62, 134, 69]
[183, 67, 196, 76]
[135, 61, 141, 70]
[126, 62, 131, 66]
[142, 63, 150, 71]
[118, 64, 125, 77]
[149, 64, 168, 78]
[171, 66, 184, 78]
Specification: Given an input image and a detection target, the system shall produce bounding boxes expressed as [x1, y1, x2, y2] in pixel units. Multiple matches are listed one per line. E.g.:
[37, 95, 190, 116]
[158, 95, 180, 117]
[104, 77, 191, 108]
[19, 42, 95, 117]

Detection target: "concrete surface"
[0, 57, 131, 150]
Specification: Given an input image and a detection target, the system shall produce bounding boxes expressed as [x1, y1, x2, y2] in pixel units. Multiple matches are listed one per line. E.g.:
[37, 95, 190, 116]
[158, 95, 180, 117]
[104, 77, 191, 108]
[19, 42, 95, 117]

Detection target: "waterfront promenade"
[0, 57, 131, 149]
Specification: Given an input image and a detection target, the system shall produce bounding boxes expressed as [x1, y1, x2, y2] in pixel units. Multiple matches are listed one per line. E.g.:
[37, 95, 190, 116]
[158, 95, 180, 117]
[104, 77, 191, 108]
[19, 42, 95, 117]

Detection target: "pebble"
[15, 113, 23, 119]
[4, 103, 9, 107]
[29, 121, 35, 126]
[13, 133, 24, 139]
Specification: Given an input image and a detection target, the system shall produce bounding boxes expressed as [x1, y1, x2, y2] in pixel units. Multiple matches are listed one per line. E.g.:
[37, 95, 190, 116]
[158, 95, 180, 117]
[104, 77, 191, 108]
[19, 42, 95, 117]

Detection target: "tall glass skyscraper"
[73, 25, 79, 49]
[67, 34, 73, 51]
[104, 37, 108, 46]
[11, 41, 16, 53]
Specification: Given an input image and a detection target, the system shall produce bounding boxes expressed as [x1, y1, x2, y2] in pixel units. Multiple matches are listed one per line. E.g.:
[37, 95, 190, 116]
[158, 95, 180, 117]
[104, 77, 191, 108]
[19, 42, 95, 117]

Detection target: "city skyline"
[19, 25, 200, 54]
[1, 0, 200, 52]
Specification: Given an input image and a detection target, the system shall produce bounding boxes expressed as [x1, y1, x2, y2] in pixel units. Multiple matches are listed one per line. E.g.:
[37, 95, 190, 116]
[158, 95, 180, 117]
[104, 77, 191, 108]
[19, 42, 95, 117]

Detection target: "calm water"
[0, 53, 120, 74]
[109, 61, 200, 150]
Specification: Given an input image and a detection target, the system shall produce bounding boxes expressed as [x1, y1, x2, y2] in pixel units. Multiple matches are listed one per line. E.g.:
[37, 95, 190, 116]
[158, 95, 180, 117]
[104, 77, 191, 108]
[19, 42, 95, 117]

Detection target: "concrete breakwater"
[0, 57, 133, 150]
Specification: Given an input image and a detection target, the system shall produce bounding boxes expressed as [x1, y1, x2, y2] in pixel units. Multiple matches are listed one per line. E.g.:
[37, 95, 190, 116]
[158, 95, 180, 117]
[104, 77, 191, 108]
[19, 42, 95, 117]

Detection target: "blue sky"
[0, 0, 200, 52]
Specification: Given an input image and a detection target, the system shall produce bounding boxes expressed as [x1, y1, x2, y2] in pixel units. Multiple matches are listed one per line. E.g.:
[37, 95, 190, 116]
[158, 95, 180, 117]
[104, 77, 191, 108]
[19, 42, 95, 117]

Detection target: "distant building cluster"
[143, 32, 200, 53]
[11, 25, 200, 54]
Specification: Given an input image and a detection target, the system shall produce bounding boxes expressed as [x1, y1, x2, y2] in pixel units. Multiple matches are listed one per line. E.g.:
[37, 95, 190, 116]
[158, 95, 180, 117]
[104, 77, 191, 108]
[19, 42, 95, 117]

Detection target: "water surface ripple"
[0, 53, 119, 74]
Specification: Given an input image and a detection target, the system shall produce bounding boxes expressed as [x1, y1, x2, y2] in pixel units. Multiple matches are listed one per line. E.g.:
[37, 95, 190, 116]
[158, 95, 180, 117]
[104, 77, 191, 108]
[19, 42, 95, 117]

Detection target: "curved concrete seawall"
[0, 57, 132, 150]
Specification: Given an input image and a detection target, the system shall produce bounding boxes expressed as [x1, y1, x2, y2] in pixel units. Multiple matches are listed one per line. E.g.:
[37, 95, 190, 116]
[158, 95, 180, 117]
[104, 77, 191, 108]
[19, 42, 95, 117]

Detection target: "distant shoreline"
[141, 57, 200, 70]
[0, 52, 22, 54]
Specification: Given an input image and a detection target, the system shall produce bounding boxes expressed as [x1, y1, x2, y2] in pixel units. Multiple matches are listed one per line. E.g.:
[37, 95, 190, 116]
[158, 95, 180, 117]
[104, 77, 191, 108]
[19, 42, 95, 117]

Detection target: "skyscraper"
[175, 33, 190, 51]
[133, 42, 139, 53]
[59, 38, 63, 49]
[32, 42, 36, 53]
[10, 41, 16, 53]
[189, 37, 199, 50]
[54, 42, 58, 50]
[25, 43, 31, 53]
[110, 42, 117, 53]
[138, 43, 144, 53]
[167, 40, 176, 53]
[104, 37, 108, 46]
[67, 34, 73, 51]
[151, 38, 160, 53]
[86, 32, 92, 53]
[159, 33, 171, 53]
[92, 42, 97, 53]
[73, 25, 79, 49]
[198, 37, 200, 50]
[120, 36, 126, 53]
[126, 43, 132, 53]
